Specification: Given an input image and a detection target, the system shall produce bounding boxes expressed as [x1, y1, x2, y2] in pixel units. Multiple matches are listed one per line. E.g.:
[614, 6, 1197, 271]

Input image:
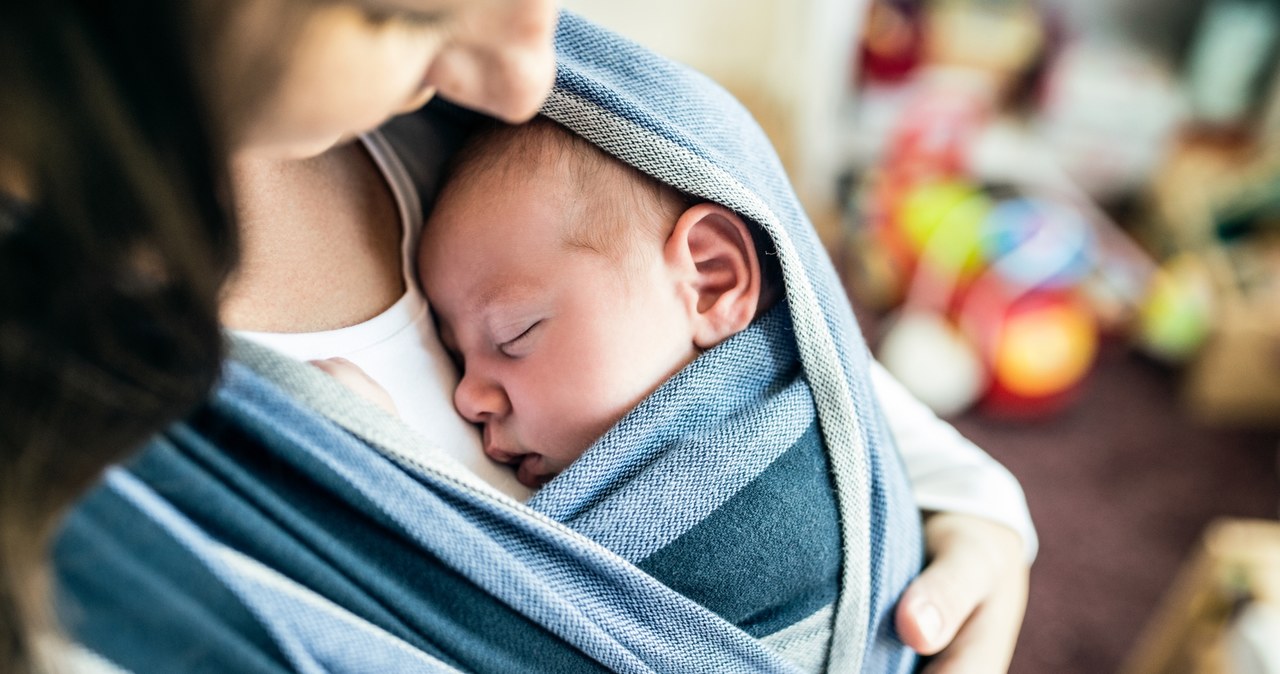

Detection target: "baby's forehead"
[457, 119, 641, 194]
[430, 118, 685, 264]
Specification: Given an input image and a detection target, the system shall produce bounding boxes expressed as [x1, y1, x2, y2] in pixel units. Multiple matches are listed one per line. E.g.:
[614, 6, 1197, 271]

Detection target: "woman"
[1, 0, 1029, 671]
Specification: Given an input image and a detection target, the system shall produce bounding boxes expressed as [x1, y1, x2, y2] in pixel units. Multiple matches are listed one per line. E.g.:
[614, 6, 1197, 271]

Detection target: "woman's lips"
[397, 72, 437, 115]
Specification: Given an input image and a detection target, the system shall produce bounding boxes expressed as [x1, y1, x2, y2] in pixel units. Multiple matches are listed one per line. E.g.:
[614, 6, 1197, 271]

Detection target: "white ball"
[878, 311, 986, 417]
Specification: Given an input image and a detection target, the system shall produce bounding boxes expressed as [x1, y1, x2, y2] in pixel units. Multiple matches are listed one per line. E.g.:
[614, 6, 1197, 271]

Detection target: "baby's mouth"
[482, 429, 551, 489]
[483, 443, 522, 465]
[481, 426, 520, 463]
[514, 454, 551, 489]
[484, 445, 548, 489]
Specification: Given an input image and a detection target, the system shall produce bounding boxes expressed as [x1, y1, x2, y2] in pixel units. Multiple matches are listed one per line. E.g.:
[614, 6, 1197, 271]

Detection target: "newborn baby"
[420, 117, 782, 488]
[318, 116, 889, 667]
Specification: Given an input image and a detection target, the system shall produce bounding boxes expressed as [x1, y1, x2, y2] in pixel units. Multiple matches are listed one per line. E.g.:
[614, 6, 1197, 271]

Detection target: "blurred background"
[562, 0, 1280, 672]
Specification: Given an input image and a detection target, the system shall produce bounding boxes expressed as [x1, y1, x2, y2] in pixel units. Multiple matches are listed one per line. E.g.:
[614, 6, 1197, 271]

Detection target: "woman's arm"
[872, 360, 1035, 671]
[872, 361, 1037, 558]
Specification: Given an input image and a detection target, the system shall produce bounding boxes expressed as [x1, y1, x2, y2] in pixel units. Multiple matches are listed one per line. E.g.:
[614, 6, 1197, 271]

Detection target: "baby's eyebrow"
[476, 284, 516, 313]
[476, 283, 539, 315]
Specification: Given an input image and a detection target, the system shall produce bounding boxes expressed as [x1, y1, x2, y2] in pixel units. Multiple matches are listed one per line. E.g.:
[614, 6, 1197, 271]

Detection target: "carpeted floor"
[949, 341, 1280, 673]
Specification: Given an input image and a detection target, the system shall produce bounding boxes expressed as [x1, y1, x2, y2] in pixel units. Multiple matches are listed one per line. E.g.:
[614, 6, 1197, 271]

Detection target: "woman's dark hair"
[0, 1, 273, 669]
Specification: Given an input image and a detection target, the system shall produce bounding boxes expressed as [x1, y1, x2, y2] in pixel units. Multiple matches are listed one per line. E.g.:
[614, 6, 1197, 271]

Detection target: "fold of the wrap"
[531, 306, 840, 649]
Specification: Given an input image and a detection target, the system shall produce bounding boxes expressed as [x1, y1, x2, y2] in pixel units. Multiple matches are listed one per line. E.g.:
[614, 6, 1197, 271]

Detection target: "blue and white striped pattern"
[530, 305, 844, 661]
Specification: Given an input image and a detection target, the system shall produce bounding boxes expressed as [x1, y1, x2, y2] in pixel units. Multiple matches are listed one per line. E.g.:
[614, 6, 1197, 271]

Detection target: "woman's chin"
[235, 132, 354, 162]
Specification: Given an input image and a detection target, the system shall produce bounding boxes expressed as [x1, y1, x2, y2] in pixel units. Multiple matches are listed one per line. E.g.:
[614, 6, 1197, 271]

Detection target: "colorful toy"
[897, 180, 992, 280]
[1137, 254, 1215, 362]
[877, 186, 1101, 418]
[862, 71, 1110, 418]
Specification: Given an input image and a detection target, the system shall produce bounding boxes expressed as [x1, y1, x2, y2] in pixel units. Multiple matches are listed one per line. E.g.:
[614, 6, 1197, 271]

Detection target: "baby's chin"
[515, 454, 555, 489]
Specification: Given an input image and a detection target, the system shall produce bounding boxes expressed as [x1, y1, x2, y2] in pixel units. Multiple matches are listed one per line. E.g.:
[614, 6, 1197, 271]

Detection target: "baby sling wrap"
[52, 12, 922, 673]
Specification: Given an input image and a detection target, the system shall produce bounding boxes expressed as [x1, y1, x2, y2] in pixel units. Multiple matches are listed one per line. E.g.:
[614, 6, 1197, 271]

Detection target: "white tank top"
[235, 132, 535, 501]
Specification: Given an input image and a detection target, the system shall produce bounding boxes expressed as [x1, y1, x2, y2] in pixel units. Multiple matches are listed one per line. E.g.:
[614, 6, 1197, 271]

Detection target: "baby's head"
[420, 117, 778, 488]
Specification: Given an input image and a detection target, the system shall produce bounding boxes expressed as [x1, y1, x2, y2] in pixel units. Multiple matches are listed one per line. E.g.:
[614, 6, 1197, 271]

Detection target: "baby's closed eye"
[498, 320, 542, 358]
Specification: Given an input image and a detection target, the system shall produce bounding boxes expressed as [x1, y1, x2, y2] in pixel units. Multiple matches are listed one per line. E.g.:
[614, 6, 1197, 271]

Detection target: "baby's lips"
[484, 444, 522, 465]
[515, 455, 552, 489]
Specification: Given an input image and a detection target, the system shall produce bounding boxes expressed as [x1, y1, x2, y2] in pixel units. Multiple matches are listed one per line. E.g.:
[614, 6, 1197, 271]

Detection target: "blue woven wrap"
[52, 12, 922, 673]
[530, 305, 842, 649]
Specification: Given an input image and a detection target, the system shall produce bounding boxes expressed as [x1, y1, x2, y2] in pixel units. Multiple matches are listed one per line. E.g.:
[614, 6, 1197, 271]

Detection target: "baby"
[321, 117, 856, 658]
[418, 116, 783, 489]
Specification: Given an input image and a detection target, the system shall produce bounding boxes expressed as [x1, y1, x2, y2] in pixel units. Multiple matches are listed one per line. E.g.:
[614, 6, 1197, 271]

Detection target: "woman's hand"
[895, 512, 1030, 673]
[311, 357, 400, 417]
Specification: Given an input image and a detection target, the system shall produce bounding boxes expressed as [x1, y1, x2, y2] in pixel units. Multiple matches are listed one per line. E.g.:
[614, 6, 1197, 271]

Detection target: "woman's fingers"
[896, 541, 993, 654]
[918, 562, 1027, 674]
[311, 357, 400, 416]
[896, 513, 1029, 670]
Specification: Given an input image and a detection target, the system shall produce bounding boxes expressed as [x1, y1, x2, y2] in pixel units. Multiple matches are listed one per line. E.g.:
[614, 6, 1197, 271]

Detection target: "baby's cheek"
[538, 390, 620, 463]
[527, 338, 637, 462]
[539, 450, 583, 478]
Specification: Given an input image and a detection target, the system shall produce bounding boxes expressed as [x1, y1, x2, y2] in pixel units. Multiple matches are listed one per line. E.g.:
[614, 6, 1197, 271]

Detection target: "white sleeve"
[871, 359, 1039, 562]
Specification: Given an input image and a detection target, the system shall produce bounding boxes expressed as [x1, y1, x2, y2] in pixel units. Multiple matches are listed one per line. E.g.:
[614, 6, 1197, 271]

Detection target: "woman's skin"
[900, 513, 1028, 672]
[215, 1, 1030, 670]
[221, 0, 557, 332]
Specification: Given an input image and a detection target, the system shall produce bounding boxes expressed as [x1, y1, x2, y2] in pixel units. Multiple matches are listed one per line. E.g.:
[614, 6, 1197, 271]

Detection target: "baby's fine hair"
[440, 116, 687, 262]
[440, 115, 781, 289]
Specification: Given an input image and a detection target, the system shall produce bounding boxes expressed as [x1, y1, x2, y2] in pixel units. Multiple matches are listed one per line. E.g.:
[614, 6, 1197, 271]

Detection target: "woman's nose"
[428, 0, 558, 123]
[453, 369, 511, 423]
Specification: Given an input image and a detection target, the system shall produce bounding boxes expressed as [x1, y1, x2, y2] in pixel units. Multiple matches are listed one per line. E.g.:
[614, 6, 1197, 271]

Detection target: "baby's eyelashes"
[497, 320, 542, 358]
[436, 313, 545, 368]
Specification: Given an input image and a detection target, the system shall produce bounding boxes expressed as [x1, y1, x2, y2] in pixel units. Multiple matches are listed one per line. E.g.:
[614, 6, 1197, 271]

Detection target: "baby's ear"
[665, 203, 762, 350]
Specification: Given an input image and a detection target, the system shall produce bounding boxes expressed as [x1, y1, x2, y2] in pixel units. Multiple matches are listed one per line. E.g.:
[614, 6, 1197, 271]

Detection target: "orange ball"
[959, 280, 1099, 417]
[992, 299, 1097, 398]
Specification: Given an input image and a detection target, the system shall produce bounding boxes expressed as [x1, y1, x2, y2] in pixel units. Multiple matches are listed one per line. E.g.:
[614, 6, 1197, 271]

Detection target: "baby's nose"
[453, 371, 510, 423]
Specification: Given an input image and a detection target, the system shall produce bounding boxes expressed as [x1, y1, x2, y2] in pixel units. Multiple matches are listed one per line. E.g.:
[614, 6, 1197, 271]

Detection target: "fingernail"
[916, 602, 943, 645]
